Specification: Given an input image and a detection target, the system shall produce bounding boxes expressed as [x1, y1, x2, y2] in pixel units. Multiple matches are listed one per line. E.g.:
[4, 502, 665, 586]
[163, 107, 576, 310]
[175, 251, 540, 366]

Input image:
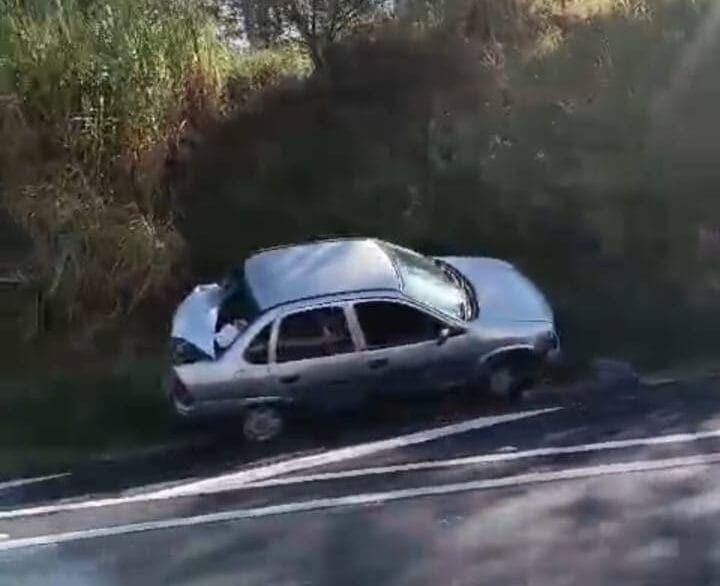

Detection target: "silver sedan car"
[168, 238, 560, 441]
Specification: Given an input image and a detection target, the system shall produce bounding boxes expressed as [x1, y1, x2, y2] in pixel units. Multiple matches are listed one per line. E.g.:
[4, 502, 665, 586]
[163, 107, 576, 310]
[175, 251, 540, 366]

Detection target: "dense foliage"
[2, 0, 720, 370]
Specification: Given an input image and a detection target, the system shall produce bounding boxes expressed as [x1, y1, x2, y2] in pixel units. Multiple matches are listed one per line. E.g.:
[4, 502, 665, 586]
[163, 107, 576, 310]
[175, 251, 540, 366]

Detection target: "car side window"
[355, 301, 443, 349]
[276, 307, 354, 363]
[244, 323, 272, 365]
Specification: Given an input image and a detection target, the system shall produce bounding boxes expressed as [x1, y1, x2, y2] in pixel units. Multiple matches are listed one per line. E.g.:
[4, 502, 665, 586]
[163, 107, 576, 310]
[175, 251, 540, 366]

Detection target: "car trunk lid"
[171, 283, 224, 359]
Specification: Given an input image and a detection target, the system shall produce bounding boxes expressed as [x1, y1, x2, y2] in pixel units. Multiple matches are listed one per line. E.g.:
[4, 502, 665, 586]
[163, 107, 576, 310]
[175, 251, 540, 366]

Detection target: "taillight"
[171, 338, 211, 365]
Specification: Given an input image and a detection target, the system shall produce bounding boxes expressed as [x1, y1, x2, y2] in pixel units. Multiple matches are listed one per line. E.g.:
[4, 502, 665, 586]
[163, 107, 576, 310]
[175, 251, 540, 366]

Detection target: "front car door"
[183, 319, 275, 404]
[269, 304, 367, 412]
[350, 300, 477, 399]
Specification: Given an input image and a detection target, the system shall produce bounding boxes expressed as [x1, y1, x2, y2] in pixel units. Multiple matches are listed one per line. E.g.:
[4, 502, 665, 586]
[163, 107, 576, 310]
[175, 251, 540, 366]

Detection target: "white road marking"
[3, 451, 720, 552]
[0, 408, 558, 520]
[147, 407, 560, 499]
[0, 473, 70, 492]
[241, 426, 720, 489]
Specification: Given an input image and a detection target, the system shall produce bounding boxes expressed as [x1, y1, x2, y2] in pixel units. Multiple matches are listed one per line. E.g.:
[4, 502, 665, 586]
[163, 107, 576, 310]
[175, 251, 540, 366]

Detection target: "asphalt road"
[3, 377, 720, 585]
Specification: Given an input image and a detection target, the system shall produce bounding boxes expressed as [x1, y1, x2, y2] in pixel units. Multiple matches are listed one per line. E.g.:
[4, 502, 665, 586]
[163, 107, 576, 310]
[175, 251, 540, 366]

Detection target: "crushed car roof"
[244, 238, 400, 310]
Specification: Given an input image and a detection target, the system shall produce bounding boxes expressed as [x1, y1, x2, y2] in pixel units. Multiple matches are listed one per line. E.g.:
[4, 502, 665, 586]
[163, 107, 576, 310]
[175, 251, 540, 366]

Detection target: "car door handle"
[280, 374, 300, 384]
[368, 358, 389, 370]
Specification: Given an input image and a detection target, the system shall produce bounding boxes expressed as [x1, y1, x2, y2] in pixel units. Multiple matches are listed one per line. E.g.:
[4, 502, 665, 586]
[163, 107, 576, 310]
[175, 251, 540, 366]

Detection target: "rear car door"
[351, 300, 476, 398]
[269, 305, 367, 412]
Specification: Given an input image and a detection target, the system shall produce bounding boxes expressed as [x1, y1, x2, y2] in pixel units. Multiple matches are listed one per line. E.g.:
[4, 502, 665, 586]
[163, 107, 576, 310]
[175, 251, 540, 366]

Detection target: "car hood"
[439, 256, 553, 323]
[171, 283, 224, 358]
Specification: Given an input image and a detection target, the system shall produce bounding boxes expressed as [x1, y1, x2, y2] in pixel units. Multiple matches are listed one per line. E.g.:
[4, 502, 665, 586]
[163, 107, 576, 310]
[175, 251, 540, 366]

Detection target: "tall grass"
[229, 44, 311, 101]
[0, 0, 234, 330]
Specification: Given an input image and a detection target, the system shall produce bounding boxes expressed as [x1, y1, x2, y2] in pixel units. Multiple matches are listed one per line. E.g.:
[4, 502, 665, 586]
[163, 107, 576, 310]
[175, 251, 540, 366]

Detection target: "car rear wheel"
[242, 405, 284, 442]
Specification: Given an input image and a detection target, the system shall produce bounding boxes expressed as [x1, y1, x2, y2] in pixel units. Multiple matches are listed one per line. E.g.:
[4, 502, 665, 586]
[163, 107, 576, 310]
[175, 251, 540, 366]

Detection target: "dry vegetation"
[1, 0, 719, 370]
[3, 0, 720, 475]
[1, 0, 233, 332]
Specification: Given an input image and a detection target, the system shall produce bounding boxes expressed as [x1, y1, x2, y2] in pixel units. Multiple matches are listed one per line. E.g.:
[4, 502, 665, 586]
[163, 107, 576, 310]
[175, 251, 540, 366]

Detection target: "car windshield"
[384, 244, 468, 320]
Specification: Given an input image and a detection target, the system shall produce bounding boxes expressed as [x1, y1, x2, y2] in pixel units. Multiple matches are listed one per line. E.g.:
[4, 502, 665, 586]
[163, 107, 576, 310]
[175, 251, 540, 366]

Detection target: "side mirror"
[437, 328, 451, 345]
[438, 326, 464, 345]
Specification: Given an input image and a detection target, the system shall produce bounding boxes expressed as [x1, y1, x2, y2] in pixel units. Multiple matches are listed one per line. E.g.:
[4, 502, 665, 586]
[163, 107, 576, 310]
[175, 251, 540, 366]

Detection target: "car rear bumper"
[172, 396, 249, 419]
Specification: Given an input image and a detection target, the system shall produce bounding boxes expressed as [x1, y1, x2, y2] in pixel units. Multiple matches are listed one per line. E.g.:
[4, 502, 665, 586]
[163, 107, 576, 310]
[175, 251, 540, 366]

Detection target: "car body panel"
[174, 314, 278, 402]
[169, 239, 560, 419]
[439, 256, 553, 323]
[170, 283, 224, 358]
[359, 341, 436, 399]
[357, 331, 479, 399]
[266, 303, 370, 411]
[270, 351, 368, 411]
[347, 298, 479, 399]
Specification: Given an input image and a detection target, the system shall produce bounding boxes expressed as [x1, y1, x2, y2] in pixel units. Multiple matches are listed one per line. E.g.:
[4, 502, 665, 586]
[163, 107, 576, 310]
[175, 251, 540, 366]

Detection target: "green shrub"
[3, 0, 720, 371]
[176, 1, 720, 367]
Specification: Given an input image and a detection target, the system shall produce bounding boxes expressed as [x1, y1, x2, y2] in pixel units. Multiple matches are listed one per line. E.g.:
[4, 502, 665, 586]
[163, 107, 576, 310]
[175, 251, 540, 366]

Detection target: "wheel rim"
[243, 407, 283, 442]
[489, 368, 514, 397]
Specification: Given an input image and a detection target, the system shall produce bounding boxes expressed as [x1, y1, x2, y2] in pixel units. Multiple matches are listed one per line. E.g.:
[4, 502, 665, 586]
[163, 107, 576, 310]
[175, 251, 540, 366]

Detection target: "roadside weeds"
[0, 362, 189, 478]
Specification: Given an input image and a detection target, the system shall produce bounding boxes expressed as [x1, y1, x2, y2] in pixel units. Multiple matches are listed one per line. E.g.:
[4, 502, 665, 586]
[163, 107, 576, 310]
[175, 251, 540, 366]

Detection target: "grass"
[0, 0, 314, 334]
[229, 44, 311, 101]
[0, 360, 184, 477]
[0, 0, 310, 476]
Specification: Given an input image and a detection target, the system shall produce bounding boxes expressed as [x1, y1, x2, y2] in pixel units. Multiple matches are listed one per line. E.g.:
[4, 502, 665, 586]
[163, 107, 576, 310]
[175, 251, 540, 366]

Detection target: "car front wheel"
[242, 405, 285, 442]
[485, 354, 538, 402]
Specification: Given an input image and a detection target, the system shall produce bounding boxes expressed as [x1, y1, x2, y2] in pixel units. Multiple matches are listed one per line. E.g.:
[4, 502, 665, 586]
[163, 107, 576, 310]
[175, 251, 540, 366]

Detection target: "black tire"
[242, 405, 285, 442]
[485, 353, 538, 402]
